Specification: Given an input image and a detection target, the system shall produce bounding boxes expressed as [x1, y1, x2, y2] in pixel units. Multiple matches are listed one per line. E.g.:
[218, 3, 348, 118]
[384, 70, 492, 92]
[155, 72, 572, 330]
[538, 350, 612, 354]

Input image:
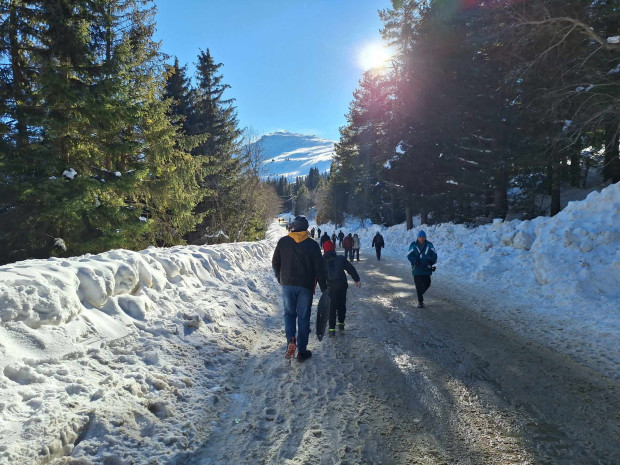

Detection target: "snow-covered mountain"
[253, 131, 335, 180]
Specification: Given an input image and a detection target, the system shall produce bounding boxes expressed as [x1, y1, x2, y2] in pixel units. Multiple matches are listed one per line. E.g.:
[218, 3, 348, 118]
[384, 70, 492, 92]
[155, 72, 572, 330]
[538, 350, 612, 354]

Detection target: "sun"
[358, 42, 392, 70]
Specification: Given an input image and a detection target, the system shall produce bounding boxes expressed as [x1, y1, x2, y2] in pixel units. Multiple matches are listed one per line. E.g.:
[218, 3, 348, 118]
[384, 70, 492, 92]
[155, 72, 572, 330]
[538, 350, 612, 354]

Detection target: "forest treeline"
[0, 0, 280, 264]
[316, 0, 620, 227]
[267, 167, 328, 215]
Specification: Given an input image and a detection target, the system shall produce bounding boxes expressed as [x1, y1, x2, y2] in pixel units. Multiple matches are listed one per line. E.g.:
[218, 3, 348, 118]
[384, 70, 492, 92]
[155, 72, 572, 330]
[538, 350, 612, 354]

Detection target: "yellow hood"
[288, 231, 309, 243]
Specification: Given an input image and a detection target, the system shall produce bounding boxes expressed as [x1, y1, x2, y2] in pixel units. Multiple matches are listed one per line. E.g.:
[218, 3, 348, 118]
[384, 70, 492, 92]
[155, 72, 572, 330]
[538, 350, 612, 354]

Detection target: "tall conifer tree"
[186, 48, 242, 243]
[0, 0, 204, 262]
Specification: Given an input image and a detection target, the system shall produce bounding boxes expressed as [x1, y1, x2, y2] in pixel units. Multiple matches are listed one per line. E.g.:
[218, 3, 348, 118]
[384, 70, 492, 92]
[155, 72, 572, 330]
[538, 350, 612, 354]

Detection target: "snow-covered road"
[181, 249, 620, 465]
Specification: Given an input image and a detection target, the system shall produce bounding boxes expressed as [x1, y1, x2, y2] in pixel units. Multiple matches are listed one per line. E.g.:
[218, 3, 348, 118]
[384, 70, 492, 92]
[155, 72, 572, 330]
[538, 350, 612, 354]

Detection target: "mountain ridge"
[253, 130, 335, 180]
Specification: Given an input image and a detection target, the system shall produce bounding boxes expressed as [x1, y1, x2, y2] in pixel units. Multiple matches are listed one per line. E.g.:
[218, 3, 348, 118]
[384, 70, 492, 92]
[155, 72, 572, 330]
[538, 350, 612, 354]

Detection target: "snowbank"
[0, 225, 282, 464]
[0, 233, 276, 327]
[316, 182, 620, 379]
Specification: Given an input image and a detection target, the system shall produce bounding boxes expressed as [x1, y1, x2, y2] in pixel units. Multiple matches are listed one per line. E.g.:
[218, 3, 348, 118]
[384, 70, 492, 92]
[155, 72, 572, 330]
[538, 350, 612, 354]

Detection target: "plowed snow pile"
[0, 226, 282, 464]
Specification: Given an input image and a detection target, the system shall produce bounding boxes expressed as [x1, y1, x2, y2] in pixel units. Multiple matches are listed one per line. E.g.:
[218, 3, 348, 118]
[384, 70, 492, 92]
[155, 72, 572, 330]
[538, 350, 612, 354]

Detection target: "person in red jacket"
[342, 233, 354, 261]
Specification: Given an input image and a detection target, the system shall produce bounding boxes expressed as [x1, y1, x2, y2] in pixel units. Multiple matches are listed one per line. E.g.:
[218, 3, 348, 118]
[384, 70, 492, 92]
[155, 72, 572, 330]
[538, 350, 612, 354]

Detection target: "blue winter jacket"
[407, 240, 437, 276]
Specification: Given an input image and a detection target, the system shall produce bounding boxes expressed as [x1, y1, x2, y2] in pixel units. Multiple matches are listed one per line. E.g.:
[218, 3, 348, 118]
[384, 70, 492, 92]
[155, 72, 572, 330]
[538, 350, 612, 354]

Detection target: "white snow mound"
[0, 224, 282, 464]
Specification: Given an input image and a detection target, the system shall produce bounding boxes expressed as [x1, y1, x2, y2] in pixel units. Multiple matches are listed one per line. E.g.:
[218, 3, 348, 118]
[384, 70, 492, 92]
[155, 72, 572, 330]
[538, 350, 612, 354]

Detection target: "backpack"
[325, 256, 340, 282]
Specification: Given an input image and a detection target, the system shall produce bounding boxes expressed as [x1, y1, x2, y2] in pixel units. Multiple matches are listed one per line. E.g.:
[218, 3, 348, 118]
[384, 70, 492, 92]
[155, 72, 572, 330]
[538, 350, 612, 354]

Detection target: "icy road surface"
[182, 253, 620, 465]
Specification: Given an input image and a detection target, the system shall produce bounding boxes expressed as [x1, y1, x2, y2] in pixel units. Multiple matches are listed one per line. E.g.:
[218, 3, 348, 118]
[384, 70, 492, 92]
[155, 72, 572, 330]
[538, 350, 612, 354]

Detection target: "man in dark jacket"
[371, 232, 385, 260]
[310, 227, 315, 238]
[272, 216, 327, 361]
[337, 230, 345, 247]
[342, 233, 353, 260]
[323, 240, 361, 335]
[320, 232, 330, 248]
[407, 230, 437, 308]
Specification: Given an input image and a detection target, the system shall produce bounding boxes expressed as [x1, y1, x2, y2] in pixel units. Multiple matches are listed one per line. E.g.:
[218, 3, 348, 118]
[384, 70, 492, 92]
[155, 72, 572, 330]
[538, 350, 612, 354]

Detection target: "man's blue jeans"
[282, 286, 313, 353]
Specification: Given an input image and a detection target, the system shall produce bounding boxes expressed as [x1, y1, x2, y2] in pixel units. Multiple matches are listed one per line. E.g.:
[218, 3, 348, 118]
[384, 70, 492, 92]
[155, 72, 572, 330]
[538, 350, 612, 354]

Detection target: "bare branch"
[515, 16, 620, 52]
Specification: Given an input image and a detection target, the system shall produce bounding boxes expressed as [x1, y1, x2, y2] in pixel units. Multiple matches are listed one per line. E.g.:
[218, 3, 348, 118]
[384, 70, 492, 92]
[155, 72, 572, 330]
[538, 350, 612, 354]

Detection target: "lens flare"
[358, 42, 392, 70]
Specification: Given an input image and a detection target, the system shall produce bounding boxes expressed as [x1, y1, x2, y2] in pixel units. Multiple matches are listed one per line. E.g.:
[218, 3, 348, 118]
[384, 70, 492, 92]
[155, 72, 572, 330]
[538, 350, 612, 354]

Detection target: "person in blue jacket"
[407, 230, 437, 308]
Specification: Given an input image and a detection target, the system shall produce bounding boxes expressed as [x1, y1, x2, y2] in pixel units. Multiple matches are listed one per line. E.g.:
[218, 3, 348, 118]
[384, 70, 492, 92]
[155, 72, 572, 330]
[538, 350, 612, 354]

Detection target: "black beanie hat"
[292, 216, 309, 232]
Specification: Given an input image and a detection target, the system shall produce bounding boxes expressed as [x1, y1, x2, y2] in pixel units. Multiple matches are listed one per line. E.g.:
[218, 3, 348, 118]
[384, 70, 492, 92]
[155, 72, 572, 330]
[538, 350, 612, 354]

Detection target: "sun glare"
[358, 42, 392, 70]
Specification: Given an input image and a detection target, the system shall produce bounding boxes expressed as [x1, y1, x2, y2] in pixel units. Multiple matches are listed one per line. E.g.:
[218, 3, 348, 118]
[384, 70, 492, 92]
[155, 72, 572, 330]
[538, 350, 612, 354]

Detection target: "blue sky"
[153, 0, 393, 141]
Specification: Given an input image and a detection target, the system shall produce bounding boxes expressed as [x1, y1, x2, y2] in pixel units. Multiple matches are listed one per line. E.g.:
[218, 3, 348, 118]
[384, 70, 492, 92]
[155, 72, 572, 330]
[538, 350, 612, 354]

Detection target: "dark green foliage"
[0, 1, 266, 264]
[306, 167, 320, 190]
[165, 57, 193, 131]
[319, 0, 619, 227]
[183, 48, 243, 244]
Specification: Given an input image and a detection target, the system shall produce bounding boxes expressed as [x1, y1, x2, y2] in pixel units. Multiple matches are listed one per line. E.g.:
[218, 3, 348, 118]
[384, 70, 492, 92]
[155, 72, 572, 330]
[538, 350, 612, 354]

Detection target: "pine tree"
[504, 0, 620, 210]
[0, 0, 45, 262]
[185, 48, 242, 243]
[306, 167, 320, 190]
[165, 56, 192, 131]
[0, 1, 204, 263]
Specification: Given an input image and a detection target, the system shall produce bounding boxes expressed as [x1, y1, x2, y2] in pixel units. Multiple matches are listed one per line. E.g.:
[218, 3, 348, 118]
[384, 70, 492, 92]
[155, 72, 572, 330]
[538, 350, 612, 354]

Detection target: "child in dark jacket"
[322, 240, 361, 334]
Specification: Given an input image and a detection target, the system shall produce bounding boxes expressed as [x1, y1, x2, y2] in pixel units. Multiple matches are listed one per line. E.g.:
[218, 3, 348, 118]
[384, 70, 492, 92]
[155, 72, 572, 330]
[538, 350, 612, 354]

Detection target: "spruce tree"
[165, 56, 193, 131]
[185, 48, 242, 243]
[0, 0, 45, 262]
[0, 0, 204, 262]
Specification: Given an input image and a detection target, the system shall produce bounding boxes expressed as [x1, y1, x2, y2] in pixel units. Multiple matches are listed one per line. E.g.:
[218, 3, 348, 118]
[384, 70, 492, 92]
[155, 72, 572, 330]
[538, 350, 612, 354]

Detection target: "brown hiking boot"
[285, 337, 296, 359]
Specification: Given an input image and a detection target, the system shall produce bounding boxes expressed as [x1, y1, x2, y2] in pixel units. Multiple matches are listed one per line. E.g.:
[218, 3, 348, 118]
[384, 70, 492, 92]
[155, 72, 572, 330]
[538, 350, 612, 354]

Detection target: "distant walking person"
[342, 233, 353, 260]
[371, 232, 385, 260]
[272, 216, 327, 362]
[317, 228, 321, 239]
[322, 240, 360, 335]
[337, 230, 345, 248]
[331, 232, 337, 244]
[310, 227, 315, 239]
[320, 232, 330, 248]
[352, 233, 361, 261]
[407, 230, 437, 308]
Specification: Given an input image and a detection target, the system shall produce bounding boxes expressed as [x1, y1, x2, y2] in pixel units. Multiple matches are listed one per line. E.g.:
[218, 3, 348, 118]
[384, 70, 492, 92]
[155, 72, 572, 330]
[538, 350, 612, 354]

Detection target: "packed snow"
[0, 182, 618, 464]
[0, 229, 282, 464]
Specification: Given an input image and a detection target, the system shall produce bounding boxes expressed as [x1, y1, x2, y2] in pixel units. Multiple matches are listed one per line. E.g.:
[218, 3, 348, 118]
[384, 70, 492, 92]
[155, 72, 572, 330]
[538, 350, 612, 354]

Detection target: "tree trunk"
[405, 202, 413, 230]
[484, 188, 494, 217]
[493, 167, 508, 219]
[582, 155, 590, 188]
[9, 3, 28, 154]
[603, 124, 620, 183]
[420, 206, 428, 225]
[570, 151, 581, 187]
[390, 189, 396, 226]
[550, 151, 561, 216]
